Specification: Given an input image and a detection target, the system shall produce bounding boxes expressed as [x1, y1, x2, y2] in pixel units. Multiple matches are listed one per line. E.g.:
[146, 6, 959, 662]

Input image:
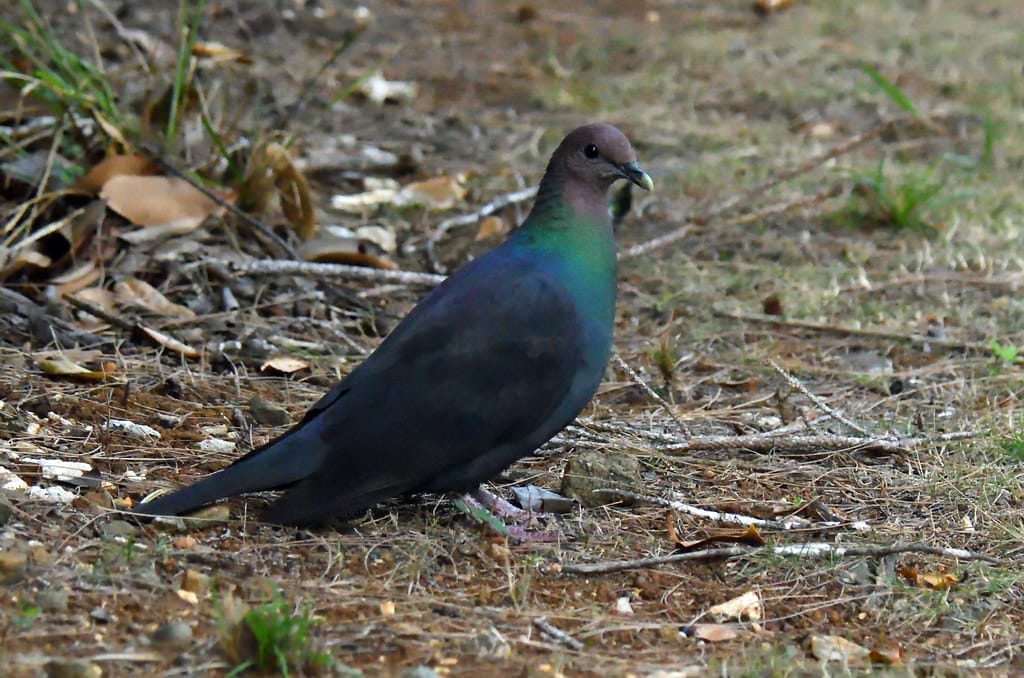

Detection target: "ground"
[2, 0, 1024, 675]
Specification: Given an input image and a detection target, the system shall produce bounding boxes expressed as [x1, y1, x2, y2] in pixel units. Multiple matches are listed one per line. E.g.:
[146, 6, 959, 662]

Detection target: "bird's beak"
[617, 161, 654, 191]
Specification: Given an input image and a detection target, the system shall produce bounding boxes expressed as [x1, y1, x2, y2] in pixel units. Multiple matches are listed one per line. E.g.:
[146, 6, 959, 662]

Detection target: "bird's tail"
[134, 434, 313, 517]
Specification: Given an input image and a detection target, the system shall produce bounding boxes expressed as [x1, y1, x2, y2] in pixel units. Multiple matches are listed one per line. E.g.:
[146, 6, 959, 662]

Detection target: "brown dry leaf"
[74, 155, 157, 194]
[869, 644, 903, 665]
[475, 216, 506, 242]
[49, 260, 102, 297]
[176, 589, 200, 606]
[897, 566, 959, 590]
[173, 535, 197, 550]
[74, 286, 118, 315]
[136, 325, 200, 359]
[296, 236, 397, 269]
[192, 41, 254, 64]
[755, 0, 794, 14]
[264, 143, 316, 240]
[101, 175, 225, 230]
[114, 277, 196, 319]
[261, 357, 310, 375]
[808, 635, 871, 664]
[668, 513, 765, 550]
[400, 174, 467, 210]
[1, 249, 52, 280]
[36, 356, 109, 381]
[706, 590, 762, 623]
[762, 293, 783, 316]
[690, 624, 738, 642]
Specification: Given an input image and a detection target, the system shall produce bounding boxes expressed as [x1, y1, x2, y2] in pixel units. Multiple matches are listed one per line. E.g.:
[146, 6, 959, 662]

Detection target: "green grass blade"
[859, 62, 923, 119]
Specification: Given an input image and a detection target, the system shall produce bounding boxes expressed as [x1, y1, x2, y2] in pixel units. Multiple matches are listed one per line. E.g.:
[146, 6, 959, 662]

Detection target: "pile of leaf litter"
[1, 0, 1024, 675]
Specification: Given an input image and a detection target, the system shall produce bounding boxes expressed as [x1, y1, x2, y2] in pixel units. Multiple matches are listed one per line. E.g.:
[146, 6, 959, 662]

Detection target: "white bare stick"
[238, 259, 446, 286]
[612, 354, 691, 436]
[768, 359, 870, 436]
[560, 541, 1001, 575]
[594, 488, 872, 532]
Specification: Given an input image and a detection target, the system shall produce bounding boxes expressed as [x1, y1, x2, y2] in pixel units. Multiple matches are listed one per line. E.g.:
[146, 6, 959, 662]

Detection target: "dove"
[137, 123, 653, 527]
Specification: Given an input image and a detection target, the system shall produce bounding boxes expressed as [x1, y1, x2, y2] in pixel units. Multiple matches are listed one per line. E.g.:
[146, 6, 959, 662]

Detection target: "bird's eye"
[583, 143, 599, 159]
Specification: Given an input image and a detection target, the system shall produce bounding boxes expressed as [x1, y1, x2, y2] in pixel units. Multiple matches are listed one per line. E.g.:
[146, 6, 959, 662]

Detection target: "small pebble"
[151, 620, 193, 650]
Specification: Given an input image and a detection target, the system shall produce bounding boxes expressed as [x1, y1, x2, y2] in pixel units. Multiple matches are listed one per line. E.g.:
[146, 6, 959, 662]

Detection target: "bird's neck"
[510, 174, 618, 326]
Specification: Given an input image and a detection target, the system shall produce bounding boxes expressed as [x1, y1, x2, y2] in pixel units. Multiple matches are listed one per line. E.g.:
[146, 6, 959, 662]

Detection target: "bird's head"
[556, 123, 654, 194]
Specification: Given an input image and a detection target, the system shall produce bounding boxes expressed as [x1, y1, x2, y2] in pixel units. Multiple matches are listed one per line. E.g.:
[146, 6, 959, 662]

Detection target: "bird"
[136, 122, 653, 527]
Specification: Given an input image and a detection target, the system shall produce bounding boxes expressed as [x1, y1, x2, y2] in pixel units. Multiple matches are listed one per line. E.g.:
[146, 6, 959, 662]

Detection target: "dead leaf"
[755, 0, 794, 14]
[192, 41, 253, 64]
[101, 175, 226, 230]
[897, 566, 959, 590]
[762, 293, 783, 316]
[668, 512, 765, 549]
[136, 325, 200, 359]
[74, 286, 118, 316]
[49, 260, 102, 297]
[808, 635, 871, 663]
[475, 216, 506, 241]
[869, 644, 902, 665]
[114, 277, 196, 319]
[400, 175, 467, 210]
[173, 535, 197, 550]
[706, 590, 762, 623]
[690, 624, 738, 642]
[176, 589, 200, 605]
[36, 356, 109, 381]
[263, 143, 316, 240]
[296, 236, 397, 269]
[261, 357, 310, 375]
[74, 155, 157, 194]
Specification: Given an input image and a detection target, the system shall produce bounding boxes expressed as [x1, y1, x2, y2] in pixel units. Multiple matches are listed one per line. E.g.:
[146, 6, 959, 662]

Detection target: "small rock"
[90, 606, 114, 623]
[153, 412, 184, 428]
[197, 439, 235, 454]
[401, 666, 441, 678]
[108, 419, 161, 440]
[151, 620, 193, 650]
[23, 394, 53, 417]
[0, 549, 28, 584]
[561, 449, 643, 507]
[100, 520, 139, 539]
[249, 395, 290, 427]
[44, 659, 102, 678]
[27, 485, 77, 504]
[36, 589, 69, 612]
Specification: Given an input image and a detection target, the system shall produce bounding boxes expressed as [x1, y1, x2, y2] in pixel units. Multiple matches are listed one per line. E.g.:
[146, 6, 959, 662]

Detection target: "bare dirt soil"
[2, 1, 1024, 675]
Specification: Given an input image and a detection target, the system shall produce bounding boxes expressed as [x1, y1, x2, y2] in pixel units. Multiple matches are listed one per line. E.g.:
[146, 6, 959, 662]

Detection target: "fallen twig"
[768, 359, 870, 436]
[560, 541, 1002, 575]
[712, 304, 993, 352]
[533, 617, 583, 651]
[63, 294, 198, 359]
[237, 259, 447, 286]
[594, 488, 872, 532]
[432, 186, 538, 240]
[612, 354, 690, 436]
[659, 430, 975, 455]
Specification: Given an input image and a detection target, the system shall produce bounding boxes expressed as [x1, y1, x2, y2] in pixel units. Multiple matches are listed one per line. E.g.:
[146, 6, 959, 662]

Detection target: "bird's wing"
[262, 251, 589, 524]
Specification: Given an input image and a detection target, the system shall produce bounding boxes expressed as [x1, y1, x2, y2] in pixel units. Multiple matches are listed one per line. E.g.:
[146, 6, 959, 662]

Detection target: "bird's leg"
[455, 487, 561, 543]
